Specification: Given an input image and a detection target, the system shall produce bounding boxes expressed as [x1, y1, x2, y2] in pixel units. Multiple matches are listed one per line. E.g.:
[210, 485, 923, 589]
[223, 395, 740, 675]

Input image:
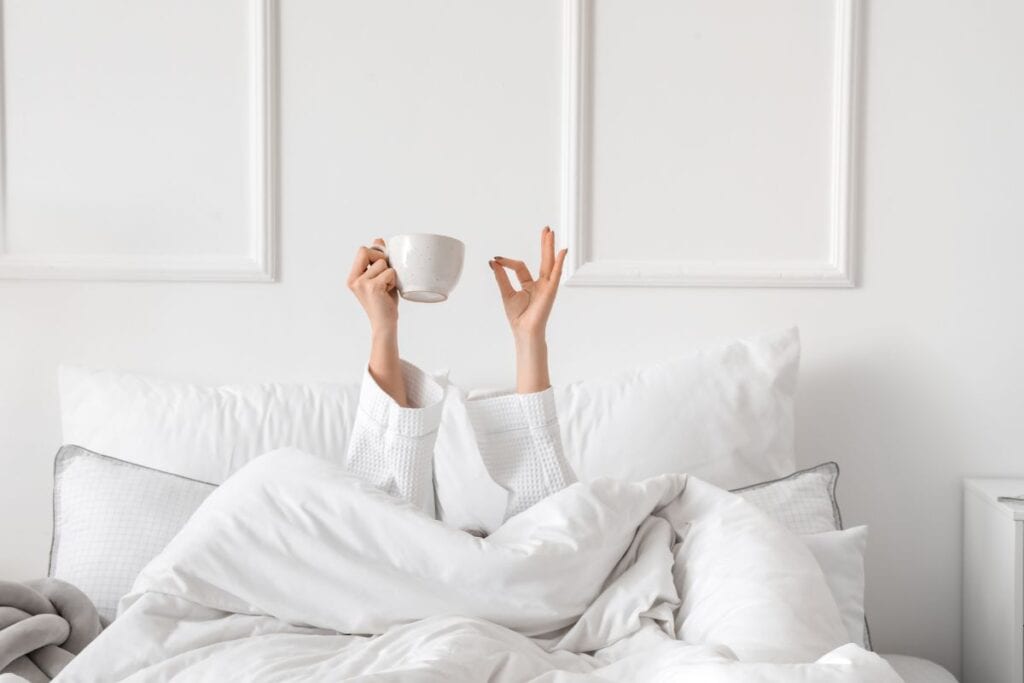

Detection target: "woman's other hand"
[489, 227, 567, 344]
[489, 227, 567, 393]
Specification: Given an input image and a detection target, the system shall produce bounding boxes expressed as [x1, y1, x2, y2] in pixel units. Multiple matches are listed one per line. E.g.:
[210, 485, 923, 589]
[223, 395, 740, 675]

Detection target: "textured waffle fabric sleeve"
[344, 360, 445, 517]
[465, 388, 577, 520]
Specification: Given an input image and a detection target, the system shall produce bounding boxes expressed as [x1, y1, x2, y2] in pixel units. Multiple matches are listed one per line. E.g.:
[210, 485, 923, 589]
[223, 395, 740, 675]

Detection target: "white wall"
[1, 1, 1022, 677]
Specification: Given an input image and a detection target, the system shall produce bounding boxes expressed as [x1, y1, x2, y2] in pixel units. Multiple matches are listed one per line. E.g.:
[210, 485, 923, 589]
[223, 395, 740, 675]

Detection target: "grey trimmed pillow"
[733, 461, 842, 534]
[49, 445, 216, 622]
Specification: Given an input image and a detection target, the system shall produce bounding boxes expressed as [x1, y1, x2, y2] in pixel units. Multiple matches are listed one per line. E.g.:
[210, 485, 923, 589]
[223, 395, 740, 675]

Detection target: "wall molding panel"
[0, 0, 279, 282]
[558, 0, 858, 288]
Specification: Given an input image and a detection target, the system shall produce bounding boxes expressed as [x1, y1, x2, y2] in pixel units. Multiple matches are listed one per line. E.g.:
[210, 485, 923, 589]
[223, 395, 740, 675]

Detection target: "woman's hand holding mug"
[348, 238, 399, 336]
[348, 238, 407, 406]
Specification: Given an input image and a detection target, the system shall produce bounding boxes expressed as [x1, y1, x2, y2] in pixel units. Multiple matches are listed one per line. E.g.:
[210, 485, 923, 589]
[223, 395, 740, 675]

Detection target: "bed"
[10, 330, 957, 681]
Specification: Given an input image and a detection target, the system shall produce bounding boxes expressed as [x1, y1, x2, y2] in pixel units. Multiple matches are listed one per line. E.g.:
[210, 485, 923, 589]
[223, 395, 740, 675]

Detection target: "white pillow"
[672, 477, 849, 662]
[49, 445, 216, 622]
[731, 463, 871, 650]
[801, 526, 869, 648]
[59, 366, 361, 484]
[555, 328, 799, 488]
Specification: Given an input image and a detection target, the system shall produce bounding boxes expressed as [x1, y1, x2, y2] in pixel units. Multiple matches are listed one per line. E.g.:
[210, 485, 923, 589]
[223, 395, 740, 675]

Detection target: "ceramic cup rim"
[387, 233, 465, 249]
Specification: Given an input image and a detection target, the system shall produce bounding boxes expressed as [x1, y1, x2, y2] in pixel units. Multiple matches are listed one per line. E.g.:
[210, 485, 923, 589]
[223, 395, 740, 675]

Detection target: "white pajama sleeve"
[465, 388, 577, 520]
[344, 361, 445, 517]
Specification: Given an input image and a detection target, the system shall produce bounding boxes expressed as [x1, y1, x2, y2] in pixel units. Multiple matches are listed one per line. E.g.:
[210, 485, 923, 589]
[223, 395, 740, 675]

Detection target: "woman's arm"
[473, 227, 574, 521]
[489, 226, 567, 392]
[347, 238, 407, 406]
[344, 238, 445, 517]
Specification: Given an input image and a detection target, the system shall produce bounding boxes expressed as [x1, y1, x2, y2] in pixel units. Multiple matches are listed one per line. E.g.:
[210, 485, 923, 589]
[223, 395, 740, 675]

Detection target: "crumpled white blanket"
[55, 450, 903, 682]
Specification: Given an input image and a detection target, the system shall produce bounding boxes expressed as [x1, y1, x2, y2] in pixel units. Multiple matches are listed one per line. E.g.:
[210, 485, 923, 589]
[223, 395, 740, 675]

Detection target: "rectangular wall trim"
[0, 0, 279, 282]
[559, 0, 858, 288]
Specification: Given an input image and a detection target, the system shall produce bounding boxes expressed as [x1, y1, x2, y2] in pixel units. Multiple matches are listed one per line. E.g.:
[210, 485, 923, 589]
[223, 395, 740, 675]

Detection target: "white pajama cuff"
[464, 387, 559, 435]
[356, 360, 446, 438]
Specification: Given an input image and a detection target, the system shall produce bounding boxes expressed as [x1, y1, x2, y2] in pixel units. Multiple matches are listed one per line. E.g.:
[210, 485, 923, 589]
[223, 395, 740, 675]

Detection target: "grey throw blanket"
[0, 579, 101, 682]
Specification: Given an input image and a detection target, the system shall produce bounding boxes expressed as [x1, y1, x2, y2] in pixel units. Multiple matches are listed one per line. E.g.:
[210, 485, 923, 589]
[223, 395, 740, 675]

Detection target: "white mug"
[369, 234, 465, 303]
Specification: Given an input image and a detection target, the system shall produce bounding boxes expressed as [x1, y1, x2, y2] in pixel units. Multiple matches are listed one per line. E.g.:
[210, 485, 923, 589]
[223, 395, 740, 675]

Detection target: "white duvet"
[56, 450, 902, 682]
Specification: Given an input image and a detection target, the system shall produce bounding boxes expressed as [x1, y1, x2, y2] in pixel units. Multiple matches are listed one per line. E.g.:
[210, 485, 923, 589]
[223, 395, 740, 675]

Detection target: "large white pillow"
[671, 477, 849, 662]
[733, 463, 871, 650]
[553, 328, 799, 489]
[59, 366, 361, 484]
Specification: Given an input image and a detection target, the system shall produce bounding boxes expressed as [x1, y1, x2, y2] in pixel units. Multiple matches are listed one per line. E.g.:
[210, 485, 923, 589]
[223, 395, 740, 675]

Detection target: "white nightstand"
[964, 478, 1024, 683]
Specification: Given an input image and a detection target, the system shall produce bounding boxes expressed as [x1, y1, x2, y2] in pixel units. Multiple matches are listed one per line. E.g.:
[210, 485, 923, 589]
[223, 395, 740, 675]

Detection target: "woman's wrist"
[514, 333, 550, 394]
[513, 332, 545, 352]
[370, 319, 398, 342]
[368, 325, 407, 406]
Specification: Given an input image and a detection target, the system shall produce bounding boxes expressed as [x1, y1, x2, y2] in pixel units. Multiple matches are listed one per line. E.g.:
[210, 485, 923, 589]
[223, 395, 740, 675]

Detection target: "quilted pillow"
[49, 445, 215, 621]
[734, 461, 842, 534]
